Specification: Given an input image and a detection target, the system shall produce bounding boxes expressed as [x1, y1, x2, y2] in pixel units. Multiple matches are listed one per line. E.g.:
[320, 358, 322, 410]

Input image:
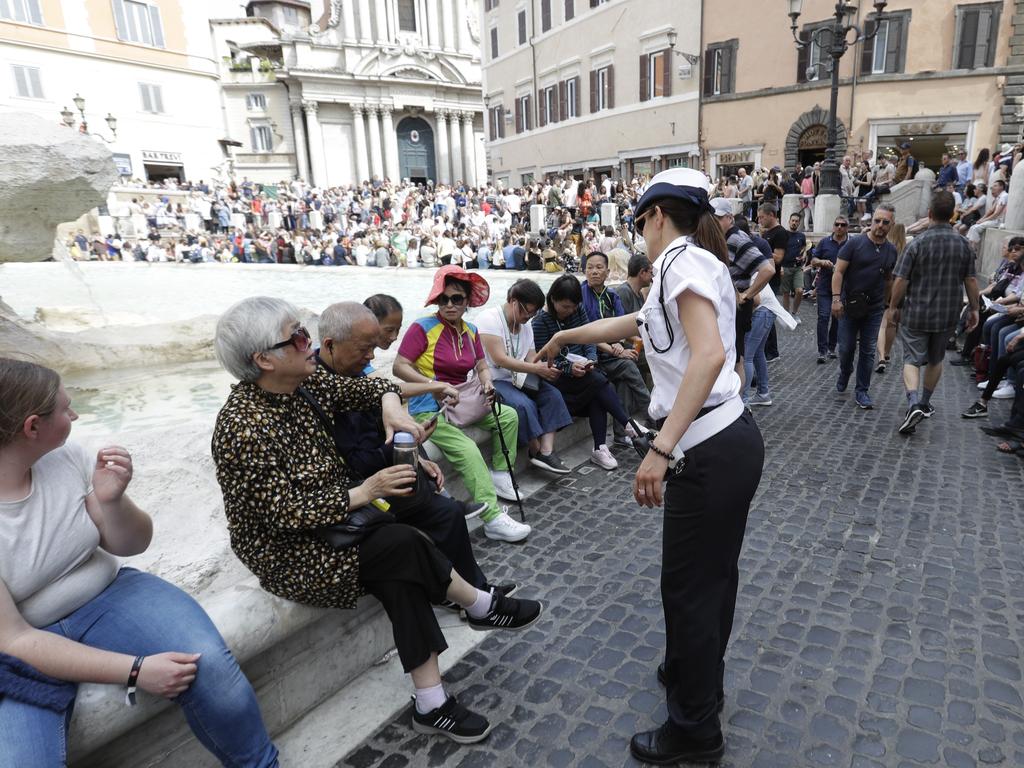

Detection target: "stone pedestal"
[530, 204, 546, 234]
[1007, 162, 1024, 231]
[813, 194, 841, 235]
[780, 194, 802, 223]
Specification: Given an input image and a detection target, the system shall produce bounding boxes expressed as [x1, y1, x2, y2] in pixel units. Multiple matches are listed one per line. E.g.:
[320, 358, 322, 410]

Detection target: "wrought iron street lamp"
[789, 0, 888, 195]
[59, 93, 118, 143]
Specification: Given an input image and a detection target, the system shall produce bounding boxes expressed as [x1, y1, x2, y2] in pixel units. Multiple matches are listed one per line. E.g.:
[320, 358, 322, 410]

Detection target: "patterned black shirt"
[893, 224, 976, 332]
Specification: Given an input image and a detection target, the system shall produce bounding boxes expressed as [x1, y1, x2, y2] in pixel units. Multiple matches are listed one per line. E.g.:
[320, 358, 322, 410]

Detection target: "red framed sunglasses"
[267, 326, 312, 352]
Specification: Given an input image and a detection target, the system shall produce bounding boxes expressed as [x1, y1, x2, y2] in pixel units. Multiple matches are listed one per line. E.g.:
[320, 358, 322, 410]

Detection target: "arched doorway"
[397, 117, 436, 185]
[784, 106, 847, 171]
[797, 124, 828, 167]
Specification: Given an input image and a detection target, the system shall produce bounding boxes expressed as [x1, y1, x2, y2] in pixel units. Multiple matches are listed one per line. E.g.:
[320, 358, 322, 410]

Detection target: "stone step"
[68, 413, 624, 766]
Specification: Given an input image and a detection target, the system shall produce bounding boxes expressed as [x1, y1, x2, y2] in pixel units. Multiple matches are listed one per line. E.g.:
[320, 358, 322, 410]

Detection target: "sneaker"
[898, 404, 925, 435]
[921, 403, 935, 418]
[962, 401, 989, 419]
[817, 355, 827, 364]
[748, 392, 773, 407]
[467, 590, 543, 632]
[624, 422, 639, 439]
[949, 356, 972, 367]
[855, 391, 874, 410]
[875, 359, 887, 374]
[828, 352, 838, 360]
[766, 355, 781, 364]
[836, 375, 849, 393]
[483, 510, 531, 542]
[993, 381, 1016, 399]
[977, 379, 991, 390]
[529, 451, 570, 474]
[793, 316, 802, 326]
[590, 444, 618, 470]
[462, 501, 488, 520]
[612, 434, 634, 448]
[490, 470, 518, 501]
[486, 581, 519, 598]
[411, 694, 492, 744]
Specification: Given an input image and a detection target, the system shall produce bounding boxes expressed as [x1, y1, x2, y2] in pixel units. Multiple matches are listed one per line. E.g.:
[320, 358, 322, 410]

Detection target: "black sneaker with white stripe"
[411, 694, 492, 743]
[437, 582, 519, 617]
[467, 591, 542, 632]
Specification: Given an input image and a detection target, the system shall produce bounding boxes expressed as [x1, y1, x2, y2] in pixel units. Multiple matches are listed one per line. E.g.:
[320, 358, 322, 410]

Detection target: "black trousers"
[359, 524, 453, 673]
[662, 411, 764, 740]
[398, 492, 487, 590]
[764, 322, 779, 359]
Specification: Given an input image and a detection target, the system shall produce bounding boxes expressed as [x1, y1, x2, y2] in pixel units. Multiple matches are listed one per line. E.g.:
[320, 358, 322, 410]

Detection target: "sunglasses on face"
[872, 219, 893, 226]
[437, 294, 467, 307]
[834, 222, 848, 228]
[634, 209, 653, 235]
[268, 326, 312, 352]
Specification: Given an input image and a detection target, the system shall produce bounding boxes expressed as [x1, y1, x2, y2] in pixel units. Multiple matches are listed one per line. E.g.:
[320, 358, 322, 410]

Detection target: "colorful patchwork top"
[397, 314, 485, 415]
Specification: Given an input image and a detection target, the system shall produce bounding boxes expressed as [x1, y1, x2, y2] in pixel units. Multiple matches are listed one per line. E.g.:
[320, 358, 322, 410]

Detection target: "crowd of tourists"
[10, 159, 1024, 768]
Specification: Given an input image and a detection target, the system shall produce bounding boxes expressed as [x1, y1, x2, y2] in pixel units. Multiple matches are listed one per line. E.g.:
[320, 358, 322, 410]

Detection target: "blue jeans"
[816, 295, 839, 356]
[493, 379, 573, 445]
[743, 307, 773, 397]
[0, 569, 277, 768]
[983, 314, 1014, 350]
[838, 310, 884, 395]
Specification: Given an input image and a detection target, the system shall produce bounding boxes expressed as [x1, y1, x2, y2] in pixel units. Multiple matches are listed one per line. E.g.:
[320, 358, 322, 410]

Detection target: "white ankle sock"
[414, 682, 447, 714]
[464, 588, 494, 619]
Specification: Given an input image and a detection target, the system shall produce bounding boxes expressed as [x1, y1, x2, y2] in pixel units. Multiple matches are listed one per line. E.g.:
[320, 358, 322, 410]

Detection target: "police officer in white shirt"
[538, 168, 765, 765]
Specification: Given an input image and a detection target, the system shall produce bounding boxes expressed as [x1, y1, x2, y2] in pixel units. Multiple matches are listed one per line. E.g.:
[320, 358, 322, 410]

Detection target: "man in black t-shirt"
[758, 204, 790, 361]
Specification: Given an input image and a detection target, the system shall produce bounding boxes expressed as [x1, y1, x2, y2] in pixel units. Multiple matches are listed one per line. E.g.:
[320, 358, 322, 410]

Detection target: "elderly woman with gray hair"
[211, 297, 542, 744]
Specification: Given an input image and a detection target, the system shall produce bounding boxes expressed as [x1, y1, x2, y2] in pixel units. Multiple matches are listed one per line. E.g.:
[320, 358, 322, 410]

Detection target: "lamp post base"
[819, 160, 841, 197]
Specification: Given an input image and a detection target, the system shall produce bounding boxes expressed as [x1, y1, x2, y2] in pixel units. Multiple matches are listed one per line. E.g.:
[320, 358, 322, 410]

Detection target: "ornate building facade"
[213, 0, 485, 186]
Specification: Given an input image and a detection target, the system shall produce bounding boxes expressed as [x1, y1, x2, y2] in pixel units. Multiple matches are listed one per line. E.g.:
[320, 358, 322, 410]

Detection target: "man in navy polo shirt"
[831, 204, 898, 410]
[809, 216, 850, 363]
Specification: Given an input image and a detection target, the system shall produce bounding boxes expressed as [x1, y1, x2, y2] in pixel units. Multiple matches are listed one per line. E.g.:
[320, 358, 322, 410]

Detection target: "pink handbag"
[444, 374, 491, 427]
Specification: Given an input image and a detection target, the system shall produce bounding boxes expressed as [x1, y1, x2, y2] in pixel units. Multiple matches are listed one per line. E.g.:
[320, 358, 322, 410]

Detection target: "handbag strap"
[297, 386, 334, 435]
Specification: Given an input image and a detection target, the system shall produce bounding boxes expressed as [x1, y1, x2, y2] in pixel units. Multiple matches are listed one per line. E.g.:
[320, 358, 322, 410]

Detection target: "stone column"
[425, 0, 439, 48]
[1007, 156, 1024, 230]
[381, 105, 400, 182]
[435, 109, 451, 184]
[367, 105, 384, 181]
[449, 111, 464, 185]
[460, 111, 476, 187]
[351, 103, 370, 184]
[341, 0, 356, 41]
[357, 0, 372, 42]
[303, 100, 327, 187]
[440, 0, 454, 51]
[289, 100, 310, 181]
[375, 0, 390, 42]
[454, 0, 468, 53]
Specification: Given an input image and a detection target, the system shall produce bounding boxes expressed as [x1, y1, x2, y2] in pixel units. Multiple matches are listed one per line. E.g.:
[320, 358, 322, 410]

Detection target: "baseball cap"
[710, 198, 734, 217]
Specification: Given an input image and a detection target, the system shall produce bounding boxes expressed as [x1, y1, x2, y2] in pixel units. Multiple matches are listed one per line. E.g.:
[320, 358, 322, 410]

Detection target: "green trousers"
[415, 406, 519, 522]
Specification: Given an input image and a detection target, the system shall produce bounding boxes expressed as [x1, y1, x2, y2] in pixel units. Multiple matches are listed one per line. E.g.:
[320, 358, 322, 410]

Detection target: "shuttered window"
[250, 125, 273, 152]
[397, 0, 416, 31]
[590, 65, 613, 112]
[490, 27, 498, 58]
[538, 85, 558, 127]
[796, 22, 832, 83]
[112, 0, 165, 47]
[139, 82, 164, 113]
[702, 41, 736, 96]
[515, 94, 531, 133]
[541, 0, 551, 31]
[564, 0, 574, 21]
[640, 50, 670, 101]
[12, 64, 43, 99]
[955, 2, 1000, 69]
[0, 0, 43, 24]
[860, 12, 909, 75]
[517, 10, 526, 45]
[488, 105, 505, 140]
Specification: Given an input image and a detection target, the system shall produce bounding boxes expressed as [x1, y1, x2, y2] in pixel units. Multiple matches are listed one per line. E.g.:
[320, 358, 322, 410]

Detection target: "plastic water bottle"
[392, 431, 419, 493]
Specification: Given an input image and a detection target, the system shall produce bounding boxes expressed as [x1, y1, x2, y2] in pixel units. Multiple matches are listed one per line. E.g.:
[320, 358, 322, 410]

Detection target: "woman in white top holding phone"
[537, 168, 765, 766]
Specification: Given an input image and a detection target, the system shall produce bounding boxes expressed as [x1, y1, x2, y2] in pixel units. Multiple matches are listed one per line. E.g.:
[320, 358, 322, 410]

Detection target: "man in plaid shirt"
[890, 191, 980, 435]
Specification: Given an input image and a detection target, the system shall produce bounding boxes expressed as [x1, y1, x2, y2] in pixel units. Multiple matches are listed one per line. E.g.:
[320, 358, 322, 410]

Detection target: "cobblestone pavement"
[341, 311, 1024, 768]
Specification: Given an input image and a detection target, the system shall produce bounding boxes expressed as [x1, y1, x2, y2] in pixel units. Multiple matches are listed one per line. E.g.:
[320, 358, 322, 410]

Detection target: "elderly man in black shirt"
[890, 192, 980, 434]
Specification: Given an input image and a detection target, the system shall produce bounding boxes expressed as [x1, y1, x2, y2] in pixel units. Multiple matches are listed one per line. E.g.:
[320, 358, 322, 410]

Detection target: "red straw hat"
[424, 265, 490, 308]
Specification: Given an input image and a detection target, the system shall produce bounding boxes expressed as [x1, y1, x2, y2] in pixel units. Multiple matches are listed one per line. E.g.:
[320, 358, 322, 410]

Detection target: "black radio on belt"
[628, 419, 686, 478]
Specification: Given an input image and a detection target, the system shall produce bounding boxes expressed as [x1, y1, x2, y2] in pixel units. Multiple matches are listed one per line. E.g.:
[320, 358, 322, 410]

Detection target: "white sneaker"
[977, 379, 991, 390]
[590, 444, 618, 470]
[490, 470, 518, 501]
[993, 381, 1016, 399]
[794, 316, 802, 326]
[483, 510, 531, 542]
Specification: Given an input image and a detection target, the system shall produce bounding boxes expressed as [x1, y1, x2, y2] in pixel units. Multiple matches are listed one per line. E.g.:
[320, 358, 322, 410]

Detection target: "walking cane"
[489, 393, 526, 523]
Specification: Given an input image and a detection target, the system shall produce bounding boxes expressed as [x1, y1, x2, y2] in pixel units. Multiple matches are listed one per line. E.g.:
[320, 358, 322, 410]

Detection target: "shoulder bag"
[500, 308, 540, 394]
[296, 386, 396, 548]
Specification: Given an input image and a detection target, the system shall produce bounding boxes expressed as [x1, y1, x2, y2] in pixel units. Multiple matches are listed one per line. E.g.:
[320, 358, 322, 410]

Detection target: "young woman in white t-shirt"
[537, 169, 765, 766]
[0, 359, 277, 766]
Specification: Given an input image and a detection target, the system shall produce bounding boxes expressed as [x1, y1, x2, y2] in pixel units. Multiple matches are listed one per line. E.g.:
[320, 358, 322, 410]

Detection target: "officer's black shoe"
[629, 721, 725, 765]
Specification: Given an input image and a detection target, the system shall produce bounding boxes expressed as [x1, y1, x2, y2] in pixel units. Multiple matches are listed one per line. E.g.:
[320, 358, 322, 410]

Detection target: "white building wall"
[0, 45, 224, 182]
